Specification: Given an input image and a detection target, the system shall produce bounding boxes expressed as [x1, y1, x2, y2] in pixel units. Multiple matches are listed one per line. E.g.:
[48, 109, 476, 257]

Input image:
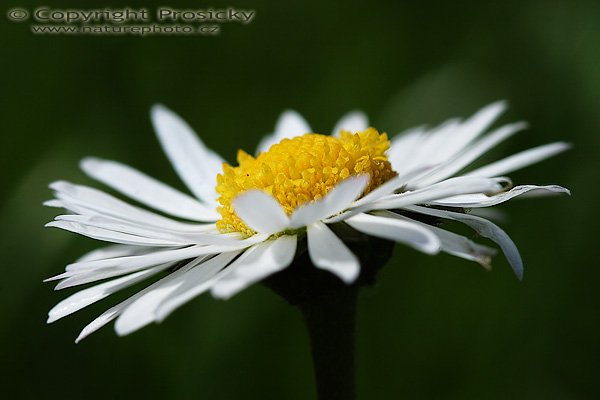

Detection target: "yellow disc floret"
[216, 128, 397, 235]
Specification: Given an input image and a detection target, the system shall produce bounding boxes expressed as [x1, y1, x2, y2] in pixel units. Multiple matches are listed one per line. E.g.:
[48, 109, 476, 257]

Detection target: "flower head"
[217, 129, 396, 235]
[45, 102, 570, 341]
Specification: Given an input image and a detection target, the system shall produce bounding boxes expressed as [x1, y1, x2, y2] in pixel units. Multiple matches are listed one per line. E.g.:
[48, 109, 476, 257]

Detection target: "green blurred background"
[1, 0, 598, 398]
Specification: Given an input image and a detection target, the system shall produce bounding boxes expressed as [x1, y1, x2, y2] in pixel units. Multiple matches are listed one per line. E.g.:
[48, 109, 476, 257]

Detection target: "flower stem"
[298, 285, 358, 400]
[263, 233, 394, 400]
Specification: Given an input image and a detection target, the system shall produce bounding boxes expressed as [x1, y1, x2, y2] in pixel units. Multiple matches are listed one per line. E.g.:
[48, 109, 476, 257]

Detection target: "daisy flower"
[45, 101, 570, 342]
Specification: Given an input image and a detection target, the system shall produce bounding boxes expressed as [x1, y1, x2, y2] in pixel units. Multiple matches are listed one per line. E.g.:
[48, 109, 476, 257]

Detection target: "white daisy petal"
[331, 111, 368, 136]
[52, 255, 187, 290]
[353, 166, 439, 208]
[430, 185, 570, 208]
[388, 126, 428, 172]
[64, 236, 265, 276]
[80, 157, 219, 221]
[49, 181, 216, 233]
[48, 263, 171, 323]
[75, 256, 208, 342]
[256, 110, 312, 154]
[397, 120, 461, 173]
[322, 167, 442, 224]
[345, 213, 442, 254]
[46, 198, 216, 237]
[375, 211, 497, 266]
[233, 190, 290, 234]
[65, 245, 215, 272]
[416, 120, 464, 166]
[430, 227, 497, 267]
[75, 258, 212, 343]
[43, 199, 67, 209]
[394, 101, 507, 175]
[53, 236, 268, 289]
[45, 220, 184, 247]
[369, 176, 505, 211]
[351, 176, 405, 208]
[54, 214, 187, 243]
[115, 252, 240, 336]
[113, 256, 213, 336]
[289, 175, 369, 228]
[54, 214, 243, 246]
[406, 205, 523, 279]
[414, 122, 528, 187]
[75, 244, 158, 263]
[274, 110, 312, 137]
[307, 221, 359, 283]
[156, 250, 245, 319]
[210, 235, 297, 300]
[75, 302, 126, 343]
[151, 104, 224, 204]
[465, 142, 571, 178]
[436, 101, 507, 163]
[74, 257, 207, 342]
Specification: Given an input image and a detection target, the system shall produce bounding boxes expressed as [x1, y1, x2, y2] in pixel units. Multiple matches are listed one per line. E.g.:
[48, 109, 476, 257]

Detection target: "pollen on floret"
[216, 128, 397, 235]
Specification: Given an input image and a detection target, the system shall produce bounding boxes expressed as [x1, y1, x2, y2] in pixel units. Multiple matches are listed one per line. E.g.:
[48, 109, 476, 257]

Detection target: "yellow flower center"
[216, 128, 397, 235]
